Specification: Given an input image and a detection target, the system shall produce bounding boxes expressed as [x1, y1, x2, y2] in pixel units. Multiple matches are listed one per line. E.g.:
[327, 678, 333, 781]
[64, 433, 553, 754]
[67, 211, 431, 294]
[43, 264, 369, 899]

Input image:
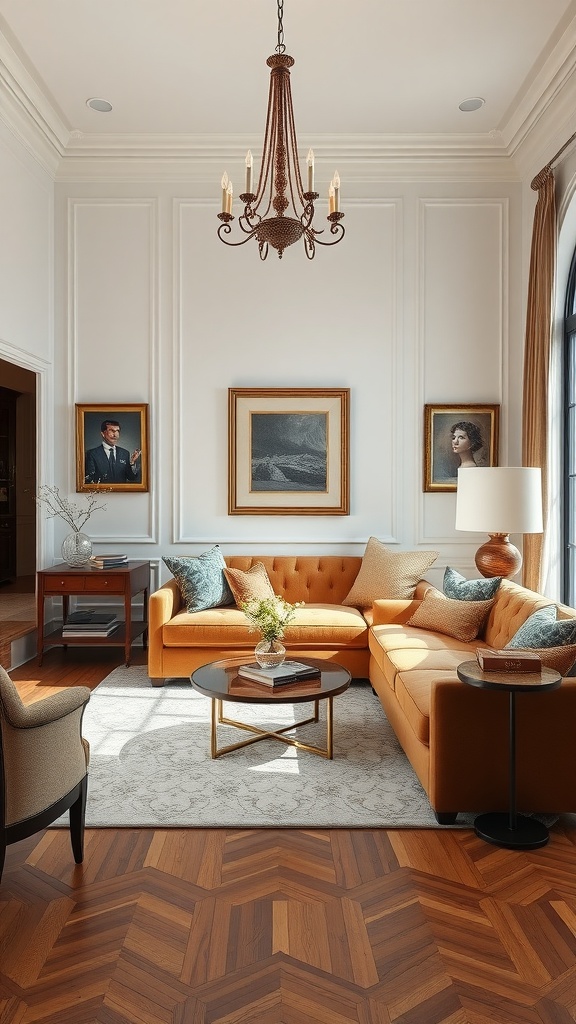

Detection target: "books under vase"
[237, 660, 321, 686]
[90, 554, 128, 569]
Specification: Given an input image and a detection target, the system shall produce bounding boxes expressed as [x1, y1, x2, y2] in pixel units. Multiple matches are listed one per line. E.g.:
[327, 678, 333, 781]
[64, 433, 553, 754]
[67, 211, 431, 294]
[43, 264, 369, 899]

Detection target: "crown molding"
[0, 22, 520, 183]
[5, 14, 576, 185]
[61, 130, 507, 158]
[55, 132, 518, 184]
[53, 154, 520, 185]
[500, 12, 576, 155]
[0, 87, 524, 185]
[509, 60, 576, 179]
[0, 31, 67, 175]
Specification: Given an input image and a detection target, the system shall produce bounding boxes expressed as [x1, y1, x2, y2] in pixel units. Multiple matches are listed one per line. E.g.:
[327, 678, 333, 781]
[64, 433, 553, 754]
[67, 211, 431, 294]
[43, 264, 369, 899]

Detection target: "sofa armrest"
[148, 579, 182, 677]
[428, 673, 576, 814]
[371, 580, 436, 625]
[150, 579, 182, 623]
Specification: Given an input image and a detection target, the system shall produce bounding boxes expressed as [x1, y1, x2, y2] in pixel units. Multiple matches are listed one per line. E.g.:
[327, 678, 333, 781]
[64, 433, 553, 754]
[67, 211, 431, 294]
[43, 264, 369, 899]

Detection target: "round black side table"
[456, 659, 562, 850]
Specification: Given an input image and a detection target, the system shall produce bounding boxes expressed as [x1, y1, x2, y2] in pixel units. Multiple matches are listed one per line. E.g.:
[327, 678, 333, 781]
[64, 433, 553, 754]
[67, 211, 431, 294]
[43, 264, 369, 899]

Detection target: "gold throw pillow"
[406, 591, 493, 642]
[223, 562, 275, 607]
[524, 645, 576, 676]
[343, 536, 438, 608]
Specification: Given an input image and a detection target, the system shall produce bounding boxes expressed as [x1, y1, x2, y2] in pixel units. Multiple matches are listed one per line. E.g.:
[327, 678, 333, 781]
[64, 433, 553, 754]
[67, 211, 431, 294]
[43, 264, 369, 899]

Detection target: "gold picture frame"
[228, 387, 350, 515]
[423, 404, 499, 492]
[76, 403, 149, 492]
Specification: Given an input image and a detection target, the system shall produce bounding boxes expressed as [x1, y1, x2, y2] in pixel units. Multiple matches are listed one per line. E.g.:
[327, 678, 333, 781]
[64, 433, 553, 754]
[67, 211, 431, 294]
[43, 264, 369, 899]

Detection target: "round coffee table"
[191, 656, 351, 760]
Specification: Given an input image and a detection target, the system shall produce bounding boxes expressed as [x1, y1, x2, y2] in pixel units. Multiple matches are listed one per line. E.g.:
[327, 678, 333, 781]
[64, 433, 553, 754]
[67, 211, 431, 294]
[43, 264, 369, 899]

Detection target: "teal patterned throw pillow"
[505, 604, 576, 649]
[443, 566, 502, 602]
[163, 546, 233, 612]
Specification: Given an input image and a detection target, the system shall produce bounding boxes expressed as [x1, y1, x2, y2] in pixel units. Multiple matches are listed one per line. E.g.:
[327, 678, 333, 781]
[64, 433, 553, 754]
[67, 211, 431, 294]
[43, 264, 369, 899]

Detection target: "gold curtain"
[521, 166, 556, 592]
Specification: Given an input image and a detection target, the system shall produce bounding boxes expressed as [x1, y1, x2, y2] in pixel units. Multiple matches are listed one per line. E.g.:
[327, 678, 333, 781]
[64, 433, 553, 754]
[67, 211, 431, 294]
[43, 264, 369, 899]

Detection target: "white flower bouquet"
[241, 595, 303, 645]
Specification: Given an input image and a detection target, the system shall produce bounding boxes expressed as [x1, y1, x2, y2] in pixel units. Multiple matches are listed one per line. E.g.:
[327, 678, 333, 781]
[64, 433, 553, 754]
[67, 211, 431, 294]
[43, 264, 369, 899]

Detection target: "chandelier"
[217, 0, 345, 260]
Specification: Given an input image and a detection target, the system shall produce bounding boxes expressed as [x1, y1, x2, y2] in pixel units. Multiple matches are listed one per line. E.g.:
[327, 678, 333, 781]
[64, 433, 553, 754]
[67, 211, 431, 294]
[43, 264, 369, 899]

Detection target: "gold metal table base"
[210, 697, 334, 759]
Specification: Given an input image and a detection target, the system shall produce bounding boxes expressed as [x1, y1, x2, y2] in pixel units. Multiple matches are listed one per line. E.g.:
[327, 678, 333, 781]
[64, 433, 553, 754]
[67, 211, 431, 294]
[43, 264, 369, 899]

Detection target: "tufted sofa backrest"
[224, 555, 362, 605]
[483, 578, 576, 649]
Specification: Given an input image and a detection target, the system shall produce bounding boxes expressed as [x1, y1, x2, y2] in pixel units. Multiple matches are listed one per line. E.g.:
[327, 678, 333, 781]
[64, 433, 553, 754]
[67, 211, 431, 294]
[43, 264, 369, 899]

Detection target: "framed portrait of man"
[76, 403, 149, 492]
[423, 404, 499, 492]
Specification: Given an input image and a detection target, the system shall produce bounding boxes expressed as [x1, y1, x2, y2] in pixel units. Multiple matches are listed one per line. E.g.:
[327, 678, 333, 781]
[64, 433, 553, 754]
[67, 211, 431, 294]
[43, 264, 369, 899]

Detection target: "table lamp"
[455, 466, 543, 578]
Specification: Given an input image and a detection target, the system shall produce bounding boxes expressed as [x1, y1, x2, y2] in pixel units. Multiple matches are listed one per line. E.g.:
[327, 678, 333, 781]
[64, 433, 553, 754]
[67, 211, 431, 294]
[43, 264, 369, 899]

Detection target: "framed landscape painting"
[228, 387, 350, 515]
[423, 403, 499, 492]
[76, 403, 149, 492]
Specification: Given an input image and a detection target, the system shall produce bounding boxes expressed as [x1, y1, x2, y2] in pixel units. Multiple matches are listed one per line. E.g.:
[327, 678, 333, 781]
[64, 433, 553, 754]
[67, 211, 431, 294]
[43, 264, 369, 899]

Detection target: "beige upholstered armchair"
[0, 665, 90, 882]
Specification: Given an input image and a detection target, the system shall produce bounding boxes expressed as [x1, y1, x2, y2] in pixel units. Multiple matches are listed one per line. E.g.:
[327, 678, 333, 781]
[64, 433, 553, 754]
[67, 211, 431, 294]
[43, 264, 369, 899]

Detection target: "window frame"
[562, 246, 576, 604]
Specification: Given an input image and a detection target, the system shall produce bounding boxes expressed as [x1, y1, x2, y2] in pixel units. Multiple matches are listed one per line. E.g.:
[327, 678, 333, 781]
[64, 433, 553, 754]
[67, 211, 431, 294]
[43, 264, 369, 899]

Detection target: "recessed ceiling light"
[459, 97, 485, 112]
[86, 98, 113, 112]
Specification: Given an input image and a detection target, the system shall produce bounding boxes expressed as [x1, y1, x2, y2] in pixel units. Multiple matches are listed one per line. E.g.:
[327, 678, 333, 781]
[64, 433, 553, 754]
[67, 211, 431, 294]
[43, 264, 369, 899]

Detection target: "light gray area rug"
[71, 664, 481, 829]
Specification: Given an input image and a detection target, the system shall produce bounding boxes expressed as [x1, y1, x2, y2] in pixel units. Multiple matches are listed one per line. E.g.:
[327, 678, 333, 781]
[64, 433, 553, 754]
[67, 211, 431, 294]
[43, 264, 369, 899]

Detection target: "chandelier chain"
[216, 0, 345, 258]
[276, 0, 286, 53]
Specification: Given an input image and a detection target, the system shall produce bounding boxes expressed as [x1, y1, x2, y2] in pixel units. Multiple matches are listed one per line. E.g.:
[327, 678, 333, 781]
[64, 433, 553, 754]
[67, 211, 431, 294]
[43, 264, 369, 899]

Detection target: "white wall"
[0, 121, 52, 363]
[55, 172, 522, 589]
[0, 119, 53, 573]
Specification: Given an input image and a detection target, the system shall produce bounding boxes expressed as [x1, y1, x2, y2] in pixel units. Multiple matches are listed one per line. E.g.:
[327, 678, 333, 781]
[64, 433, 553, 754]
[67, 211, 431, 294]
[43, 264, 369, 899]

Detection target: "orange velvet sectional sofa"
[370, 577, 576, 822]
[148, 555, 576, 822]
[149, 555, 370, 683]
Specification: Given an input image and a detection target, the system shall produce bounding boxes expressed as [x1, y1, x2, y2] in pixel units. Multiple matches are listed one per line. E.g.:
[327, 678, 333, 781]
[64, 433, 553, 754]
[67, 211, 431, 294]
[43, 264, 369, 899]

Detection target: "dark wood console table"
[37, 560, 150, 667]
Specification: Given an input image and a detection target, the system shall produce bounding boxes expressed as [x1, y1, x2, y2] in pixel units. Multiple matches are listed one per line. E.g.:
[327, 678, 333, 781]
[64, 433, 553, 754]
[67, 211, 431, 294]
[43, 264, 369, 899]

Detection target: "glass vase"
[61, 531, 92, 567]
[254, 639, 286, 668]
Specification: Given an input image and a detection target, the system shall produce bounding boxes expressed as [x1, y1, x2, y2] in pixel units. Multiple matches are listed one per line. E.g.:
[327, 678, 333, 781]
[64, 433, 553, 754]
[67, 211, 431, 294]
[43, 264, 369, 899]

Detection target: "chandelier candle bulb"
[307, 148, 314, 191]
[332, 171, 340, 212]
[245, 150, 253, 194]
[226, 181, 233, 214]
[221, 172, 229, 213]
[328, 183, 335, 214]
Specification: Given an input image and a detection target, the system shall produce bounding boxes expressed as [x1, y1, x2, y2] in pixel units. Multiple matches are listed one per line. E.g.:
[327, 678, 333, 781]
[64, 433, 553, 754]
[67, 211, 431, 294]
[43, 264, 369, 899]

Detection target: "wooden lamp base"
[475, 533, 522, 579]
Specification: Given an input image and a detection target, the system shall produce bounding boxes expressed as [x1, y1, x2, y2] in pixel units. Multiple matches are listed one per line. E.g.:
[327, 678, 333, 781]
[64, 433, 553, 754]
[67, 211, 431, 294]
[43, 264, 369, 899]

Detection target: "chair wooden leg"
[69, 775, 87, 864]
[0, 835, 5, 884]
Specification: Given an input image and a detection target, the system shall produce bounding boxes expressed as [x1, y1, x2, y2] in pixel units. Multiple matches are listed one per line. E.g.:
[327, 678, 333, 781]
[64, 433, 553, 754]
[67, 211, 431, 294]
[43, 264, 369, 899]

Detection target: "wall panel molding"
[66, 197, 159, 543]
[417, 197, 510, 547]
[172, 198, 402, 547]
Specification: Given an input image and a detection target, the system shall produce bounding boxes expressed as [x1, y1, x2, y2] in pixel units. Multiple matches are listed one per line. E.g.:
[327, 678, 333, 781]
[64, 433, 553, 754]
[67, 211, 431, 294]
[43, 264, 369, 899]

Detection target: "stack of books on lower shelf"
[90, 554, 129, 569]
[238, 660, 320, 687]
[62, 610, 120, 638]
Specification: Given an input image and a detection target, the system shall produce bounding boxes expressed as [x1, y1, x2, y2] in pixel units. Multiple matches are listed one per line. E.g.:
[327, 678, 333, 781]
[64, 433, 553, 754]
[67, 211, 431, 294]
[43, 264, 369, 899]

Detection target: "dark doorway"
[0, 360, 37, 667]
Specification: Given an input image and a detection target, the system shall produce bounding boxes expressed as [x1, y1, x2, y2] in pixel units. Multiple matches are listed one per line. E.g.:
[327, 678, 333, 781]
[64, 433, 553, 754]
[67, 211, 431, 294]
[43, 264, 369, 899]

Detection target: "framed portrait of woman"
[423, 404, 499, 492]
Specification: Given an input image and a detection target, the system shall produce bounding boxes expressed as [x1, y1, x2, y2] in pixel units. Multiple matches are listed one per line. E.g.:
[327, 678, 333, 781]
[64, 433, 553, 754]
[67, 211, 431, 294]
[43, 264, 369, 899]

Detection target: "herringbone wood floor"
[2, 648, 576, 1023]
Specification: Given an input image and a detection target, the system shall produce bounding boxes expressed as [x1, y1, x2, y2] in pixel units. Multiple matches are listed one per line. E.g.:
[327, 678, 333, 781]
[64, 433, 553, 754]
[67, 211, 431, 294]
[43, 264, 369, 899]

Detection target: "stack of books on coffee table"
[238, 660, 320, 687]
[89, 554, 128, 569]
[62, 610, 120, 638]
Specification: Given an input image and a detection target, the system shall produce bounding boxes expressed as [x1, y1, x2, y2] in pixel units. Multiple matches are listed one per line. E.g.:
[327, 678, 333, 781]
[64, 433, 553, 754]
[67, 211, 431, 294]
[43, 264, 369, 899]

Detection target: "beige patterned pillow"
[522, 645, 576, 676]
[406, 591, 493, 642]
[343, 536, 438, 608]
[223, 562, 275, 607]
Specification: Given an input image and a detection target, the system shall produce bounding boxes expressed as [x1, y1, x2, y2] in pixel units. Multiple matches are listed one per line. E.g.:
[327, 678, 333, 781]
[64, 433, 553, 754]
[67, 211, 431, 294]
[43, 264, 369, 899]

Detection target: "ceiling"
[1, 0, 576, 160]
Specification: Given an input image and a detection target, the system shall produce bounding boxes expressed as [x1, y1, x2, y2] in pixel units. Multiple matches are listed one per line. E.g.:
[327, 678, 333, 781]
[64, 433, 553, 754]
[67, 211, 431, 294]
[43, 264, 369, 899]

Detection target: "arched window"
[563, 246, 576, 605]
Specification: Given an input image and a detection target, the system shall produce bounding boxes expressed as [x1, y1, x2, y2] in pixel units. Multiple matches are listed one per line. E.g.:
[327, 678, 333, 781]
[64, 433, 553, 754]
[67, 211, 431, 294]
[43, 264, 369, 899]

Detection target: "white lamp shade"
[455, 467, 543, 535]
